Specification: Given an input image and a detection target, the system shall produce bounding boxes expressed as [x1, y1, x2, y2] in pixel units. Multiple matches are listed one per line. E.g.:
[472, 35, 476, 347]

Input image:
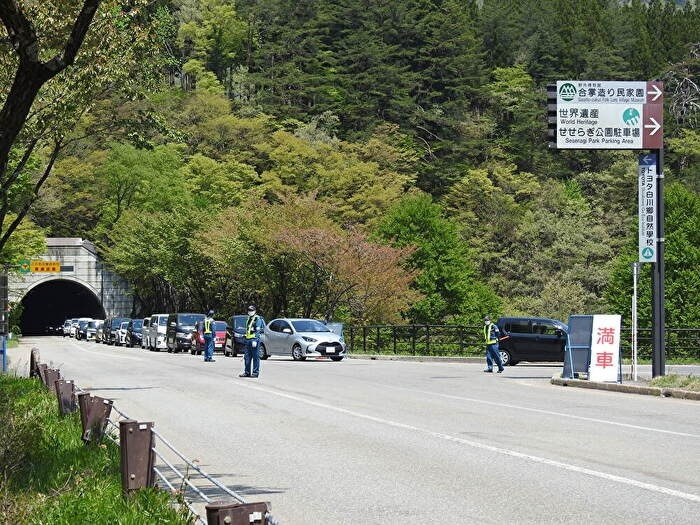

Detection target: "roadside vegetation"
[0, 1, 698, 328]
[649, 374, 700, 391]
[0, 374, 191, 524]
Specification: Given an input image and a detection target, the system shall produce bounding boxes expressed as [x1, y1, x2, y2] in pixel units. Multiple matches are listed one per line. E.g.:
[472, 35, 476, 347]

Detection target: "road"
[8, 336, 700, 524]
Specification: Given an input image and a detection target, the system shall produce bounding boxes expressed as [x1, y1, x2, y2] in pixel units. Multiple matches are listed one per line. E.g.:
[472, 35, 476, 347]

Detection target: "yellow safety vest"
[484, 323, 498, 344]
[204, 317, 213, 334]
[245, 315, 260, 339]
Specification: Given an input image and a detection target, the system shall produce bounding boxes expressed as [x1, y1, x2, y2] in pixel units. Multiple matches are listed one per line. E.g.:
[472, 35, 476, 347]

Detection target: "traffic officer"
[203, 310, 216, 362]
[240, 305, 264, 378]
[483, 316, 504, 373]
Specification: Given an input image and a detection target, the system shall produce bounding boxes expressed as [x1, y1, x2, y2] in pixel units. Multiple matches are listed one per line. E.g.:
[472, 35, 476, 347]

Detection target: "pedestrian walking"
[203, 310, 216, 362]
[483, 316, 504, 373]
[240, 305, 264, 378]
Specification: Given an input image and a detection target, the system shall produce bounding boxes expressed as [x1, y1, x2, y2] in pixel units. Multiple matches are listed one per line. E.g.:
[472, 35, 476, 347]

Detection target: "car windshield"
[132, 320, 143, 329]
[178, 314, 202, 325]
[233, 316, 247, 330]
[291, 320, 330, 333]
[214, 321, 227, 330]
[158, 317, 168, 326]
[87, 321, 97, 328]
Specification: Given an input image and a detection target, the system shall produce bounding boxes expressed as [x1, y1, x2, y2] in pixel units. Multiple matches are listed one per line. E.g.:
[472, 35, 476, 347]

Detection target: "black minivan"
[496, 317, 568, 366]
[166, 312, 205, 353]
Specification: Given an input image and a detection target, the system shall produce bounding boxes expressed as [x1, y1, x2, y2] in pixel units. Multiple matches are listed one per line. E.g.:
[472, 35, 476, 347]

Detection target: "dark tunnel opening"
[20, 279, 105, 335]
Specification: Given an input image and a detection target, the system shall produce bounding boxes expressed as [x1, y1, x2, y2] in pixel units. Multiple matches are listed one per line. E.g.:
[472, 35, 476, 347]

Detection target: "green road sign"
[19, 259, 30, 274]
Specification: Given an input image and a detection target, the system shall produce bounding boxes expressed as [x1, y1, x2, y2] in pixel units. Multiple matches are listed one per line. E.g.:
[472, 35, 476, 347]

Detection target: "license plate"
[326, 348, 335, 353]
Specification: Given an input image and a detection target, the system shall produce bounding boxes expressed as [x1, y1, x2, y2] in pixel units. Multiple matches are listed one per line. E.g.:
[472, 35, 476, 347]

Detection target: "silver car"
[261, 318, 346, 361]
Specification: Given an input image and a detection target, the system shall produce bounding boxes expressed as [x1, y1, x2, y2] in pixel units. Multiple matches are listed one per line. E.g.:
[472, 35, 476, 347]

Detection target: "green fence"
[346, 325, 700, 360]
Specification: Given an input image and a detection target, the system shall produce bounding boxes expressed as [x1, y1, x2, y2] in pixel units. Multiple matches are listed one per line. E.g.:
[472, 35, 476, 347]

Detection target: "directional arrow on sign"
[647, 84, 663, 102]
[644, 117, 661, 135]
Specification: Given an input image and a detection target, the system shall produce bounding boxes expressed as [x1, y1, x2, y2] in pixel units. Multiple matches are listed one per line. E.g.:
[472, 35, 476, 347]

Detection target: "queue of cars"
[60, 312, 348, 362]
[59, 314, 567, 365]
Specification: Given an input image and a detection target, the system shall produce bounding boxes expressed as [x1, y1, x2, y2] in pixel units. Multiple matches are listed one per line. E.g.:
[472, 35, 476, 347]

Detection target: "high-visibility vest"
[483, 323, 498, 344]
[245, 315, 260, 339]
[204, 317, 213, 334]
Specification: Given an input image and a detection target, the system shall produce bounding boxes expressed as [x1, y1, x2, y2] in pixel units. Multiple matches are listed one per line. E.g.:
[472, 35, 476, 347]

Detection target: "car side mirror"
[170, 322, 176, 327]
[555, 329, 564, 337]
[282, 328, 292, 334]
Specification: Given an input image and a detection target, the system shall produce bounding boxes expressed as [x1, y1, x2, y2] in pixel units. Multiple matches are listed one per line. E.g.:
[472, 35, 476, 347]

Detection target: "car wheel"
[330, 356, 344, 362]
[259, 343, 269, 360]
[291, 344, 306, 361]
[499, 349, 513, 366]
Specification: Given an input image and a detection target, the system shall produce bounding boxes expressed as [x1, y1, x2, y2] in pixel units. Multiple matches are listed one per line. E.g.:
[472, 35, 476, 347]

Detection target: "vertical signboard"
[638, 154, 657, 262]
[588, 314, 622, 382]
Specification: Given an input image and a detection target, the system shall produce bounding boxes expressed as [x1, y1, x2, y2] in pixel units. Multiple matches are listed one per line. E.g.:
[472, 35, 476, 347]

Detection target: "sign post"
[548, 80, 665, 377]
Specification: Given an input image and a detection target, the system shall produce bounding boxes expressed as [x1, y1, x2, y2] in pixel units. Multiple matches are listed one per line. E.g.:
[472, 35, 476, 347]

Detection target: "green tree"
[0, 0, 163, 254]
[605, 183, 700, 328]
[375, 193, 500, 323]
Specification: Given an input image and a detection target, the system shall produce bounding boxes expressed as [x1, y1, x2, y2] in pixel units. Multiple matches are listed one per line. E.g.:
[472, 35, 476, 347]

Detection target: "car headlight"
[302, 336, 317, 342]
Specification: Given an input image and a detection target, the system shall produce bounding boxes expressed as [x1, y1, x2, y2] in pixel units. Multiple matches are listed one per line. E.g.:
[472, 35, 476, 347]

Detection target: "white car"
[148, 313, 169, 351]
[115, 321, 129, 346]
[260, 318, 346, 361]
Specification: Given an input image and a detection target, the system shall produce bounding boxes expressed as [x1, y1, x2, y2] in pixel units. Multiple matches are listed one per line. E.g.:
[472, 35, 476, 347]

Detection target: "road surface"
[8, 336, 700, 524]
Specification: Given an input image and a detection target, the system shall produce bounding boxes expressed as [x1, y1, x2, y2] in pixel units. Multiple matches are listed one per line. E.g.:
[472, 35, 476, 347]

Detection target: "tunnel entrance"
[20, 279, 105, 335]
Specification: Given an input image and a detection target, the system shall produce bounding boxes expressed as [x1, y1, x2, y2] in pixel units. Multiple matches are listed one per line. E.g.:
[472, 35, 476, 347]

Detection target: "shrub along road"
[9, 337, 700, 524]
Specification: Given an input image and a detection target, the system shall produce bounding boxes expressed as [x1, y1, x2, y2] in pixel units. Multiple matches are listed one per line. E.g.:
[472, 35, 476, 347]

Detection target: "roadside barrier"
[29, 348, 281, 525]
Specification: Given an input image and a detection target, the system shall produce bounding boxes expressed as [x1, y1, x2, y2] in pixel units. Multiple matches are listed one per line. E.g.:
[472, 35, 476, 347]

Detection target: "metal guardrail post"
[42, 367, 60, 393]
[205, 501, 270, 525]
[78, 392, 114, 444]
[36, 363, 48, 387]
[55, 379, 76, 416]
[30, 348, 40, 378]
[119, 419, 155, 497]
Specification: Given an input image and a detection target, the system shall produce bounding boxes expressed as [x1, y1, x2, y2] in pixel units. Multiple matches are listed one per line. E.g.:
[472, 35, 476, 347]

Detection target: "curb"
[348, 354, 483, 364]
[550, 375, 700, 400]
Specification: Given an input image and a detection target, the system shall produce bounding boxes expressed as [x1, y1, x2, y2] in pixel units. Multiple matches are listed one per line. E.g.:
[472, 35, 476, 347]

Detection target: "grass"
[649, 374, 700, 391]
[0, 373, 192, 524]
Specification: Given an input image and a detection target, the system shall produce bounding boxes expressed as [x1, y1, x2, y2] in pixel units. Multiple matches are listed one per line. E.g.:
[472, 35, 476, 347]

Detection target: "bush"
[0, 374, 192, 524]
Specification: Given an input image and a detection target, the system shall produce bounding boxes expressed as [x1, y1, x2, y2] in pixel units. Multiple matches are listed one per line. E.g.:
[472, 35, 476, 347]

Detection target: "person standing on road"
[240, 305, 264, 378]
[203, 310, 216, 362]
[483, 316, 504, 373]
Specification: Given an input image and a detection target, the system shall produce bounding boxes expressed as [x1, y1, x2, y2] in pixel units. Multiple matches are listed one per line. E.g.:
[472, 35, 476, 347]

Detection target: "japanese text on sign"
[589, 315, 621, 382]
[638, 155, 657, 263]
[30, 260, 61, 273]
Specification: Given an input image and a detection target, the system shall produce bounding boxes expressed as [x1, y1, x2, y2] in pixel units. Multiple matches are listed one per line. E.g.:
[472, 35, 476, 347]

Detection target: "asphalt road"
[8, 337, 700, 524]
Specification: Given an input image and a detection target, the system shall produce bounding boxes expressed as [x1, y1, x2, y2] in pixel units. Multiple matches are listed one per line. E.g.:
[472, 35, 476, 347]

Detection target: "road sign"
[19, 259, 30, 274]
[30, 260, 61, 273]
[552, 81, 663, 149]
[638, 154, 657, 263]
[588, 314, 622, 382]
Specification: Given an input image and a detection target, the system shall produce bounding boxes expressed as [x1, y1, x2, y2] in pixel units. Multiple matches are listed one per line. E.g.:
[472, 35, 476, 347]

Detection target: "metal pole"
[631, 261, 639, 382]
[651, 148, 665, 377]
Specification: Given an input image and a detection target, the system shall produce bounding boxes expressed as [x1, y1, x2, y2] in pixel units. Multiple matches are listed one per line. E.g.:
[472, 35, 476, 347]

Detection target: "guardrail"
[29, 348, 281, 525]
[346, 325, 700, 360]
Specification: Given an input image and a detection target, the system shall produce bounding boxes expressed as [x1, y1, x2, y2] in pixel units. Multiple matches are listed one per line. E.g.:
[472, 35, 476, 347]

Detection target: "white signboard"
[588, 314, 622, 382]
[638, 154, 657, 263]
[555, 81, 663, 149]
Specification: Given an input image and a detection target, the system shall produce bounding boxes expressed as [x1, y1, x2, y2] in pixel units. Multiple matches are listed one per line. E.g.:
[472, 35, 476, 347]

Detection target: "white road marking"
[234, 380, 700, 504]
[65, 339, 142, 360]
[393, 386, 700, 439]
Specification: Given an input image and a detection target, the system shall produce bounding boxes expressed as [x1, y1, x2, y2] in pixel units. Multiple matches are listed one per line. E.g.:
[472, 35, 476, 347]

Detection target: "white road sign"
[555, 81, 663, 150]
[638, 154, 657, 263]
[588, 314, 622, 382]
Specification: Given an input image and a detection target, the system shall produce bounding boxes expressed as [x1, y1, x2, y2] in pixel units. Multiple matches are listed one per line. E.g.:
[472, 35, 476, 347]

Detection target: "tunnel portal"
[20, 279, 105, 335]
